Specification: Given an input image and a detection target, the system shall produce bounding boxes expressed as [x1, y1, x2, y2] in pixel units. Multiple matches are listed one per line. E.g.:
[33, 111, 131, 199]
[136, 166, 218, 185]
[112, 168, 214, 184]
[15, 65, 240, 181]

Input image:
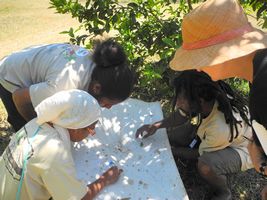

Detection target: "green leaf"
[60, 30, 70, 34]
[69, 27, 75, 37]
[128, 2, 138, 8]
[162, 38, 175, 47]
[85, 0, 91, 8]
[111, 15, 118, 24]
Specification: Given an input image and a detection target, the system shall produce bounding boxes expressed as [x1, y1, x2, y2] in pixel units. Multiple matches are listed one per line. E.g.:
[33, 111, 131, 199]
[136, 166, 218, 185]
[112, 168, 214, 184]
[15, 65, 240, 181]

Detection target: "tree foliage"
[50, 0, 189, 104]
[244, 0, 267, 28]
[49, 0, 267, 107]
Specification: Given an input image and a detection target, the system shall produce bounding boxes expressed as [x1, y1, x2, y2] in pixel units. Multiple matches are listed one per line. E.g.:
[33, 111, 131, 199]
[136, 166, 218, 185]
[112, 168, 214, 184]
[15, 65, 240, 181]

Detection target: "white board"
[73, 98, 189, 200]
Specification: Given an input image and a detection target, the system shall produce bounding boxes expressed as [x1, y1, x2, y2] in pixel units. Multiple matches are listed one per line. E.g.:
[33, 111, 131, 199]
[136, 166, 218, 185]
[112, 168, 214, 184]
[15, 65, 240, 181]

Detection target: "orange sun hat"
[169, 0, 267, 81]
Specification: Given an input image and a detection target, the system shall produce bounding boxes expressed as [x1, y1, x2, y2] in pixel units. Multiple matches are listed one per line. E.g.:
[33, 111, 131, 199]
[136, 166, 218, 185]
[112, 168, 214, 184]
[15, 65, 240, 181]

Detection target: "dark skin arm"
[261, 186, 267, 200]
[135, 109, 189, 138]
[248, 141, 267, 200]
[248, 141, 267, 174]
[12, 87, 36, 121]
[81, 166, 122, 200]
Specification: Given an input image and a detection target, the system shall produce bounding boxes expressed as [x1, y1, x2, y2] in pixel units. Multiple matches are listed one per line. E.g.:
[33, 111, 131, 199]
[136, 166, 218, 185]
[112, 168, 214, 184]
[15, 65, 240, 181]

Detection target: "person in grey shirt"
[0, 39, 134, 131]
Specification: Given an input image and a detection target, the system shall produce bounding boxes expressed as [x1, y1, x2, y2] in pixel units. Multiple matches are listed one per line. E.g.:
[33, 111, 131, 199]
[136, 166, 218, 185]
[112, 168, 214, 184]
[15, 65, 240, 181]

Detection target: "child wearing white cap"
[0, 89, 122, 200]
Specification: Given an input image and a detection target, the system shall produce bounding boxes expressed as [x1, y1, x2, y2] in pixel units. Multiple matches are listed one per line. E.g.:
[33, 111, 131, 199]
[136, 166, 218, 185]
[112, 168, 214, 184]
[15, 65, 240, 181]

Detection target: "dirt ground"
[0, 0, 267, 199]
[0, 0, 80, 59]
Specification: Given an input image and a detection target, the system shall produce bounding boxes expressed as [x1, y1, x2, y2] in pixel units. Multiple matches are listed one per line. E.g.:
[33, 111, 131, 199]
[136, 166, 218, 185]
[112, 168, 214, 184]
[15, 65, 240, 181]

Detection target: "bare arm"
[248, 141, 267, 200]
[159, 109, 189, 128]
[81, 166, 122, 200]
[248, 141, 267, 175]
[135, 109, 189, 138]
[261, 185, 267, 200]
[12, 87, 36, 121]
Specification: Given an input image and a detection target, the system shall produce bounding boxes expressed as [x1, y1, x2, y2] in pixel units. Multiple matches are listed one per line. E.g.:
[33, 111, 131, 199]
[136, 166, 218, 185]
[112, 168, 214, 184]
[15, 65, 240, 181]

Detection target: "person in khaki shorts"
[0, 89, 122, 200]
[168, 0, 267, 198]
[136, 70, 253, 200]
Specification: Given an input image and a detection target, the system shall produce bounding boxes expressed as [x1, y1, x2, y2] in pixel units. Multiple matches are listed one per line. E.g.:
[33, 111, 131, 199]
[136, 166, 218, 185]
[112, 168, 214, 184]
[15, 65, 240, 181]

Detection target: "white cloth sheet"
[73, 98, 189, 200]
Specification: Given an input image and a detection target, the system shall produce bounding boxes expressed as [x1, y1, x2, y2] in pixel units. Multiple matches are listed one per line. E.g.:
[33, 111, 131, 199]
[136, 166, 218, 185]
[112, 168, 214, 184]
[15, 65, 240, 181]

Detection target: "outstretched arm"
[82, 166, 122, 200]
[159, 109, 189, 128]
[135, 109, 189, 138]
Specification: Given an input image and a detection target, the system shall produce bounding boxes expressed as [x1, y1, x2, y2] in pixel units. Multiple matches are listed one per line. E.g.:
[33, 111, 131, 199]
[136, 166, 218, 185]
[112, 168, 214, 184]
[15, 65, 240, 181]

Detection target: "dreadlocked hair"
[172, 70, 250, 142]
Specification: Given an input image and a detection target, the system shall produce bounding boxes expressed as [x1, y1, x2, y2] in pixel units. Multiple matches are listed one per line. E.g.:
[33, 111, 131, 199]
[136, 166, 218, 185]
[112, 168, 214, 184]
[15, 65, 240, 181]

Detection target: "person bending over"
[0, 39, 134, 131]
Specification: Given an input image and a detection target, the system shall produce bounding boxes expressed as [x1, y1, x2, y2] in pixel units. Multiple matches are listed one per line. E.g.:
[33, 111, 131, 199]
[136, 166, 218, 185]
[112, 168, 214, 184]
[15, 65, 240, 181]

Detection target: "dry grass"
[0, 0, 80, 59]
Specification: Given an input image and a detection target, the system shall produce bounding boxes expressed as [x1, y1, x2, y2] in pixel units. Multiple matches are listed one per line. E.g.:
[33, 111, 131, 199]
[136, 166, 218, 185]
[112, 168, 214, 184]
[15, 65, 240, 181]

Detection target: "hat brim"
[170, 29, 267, 71]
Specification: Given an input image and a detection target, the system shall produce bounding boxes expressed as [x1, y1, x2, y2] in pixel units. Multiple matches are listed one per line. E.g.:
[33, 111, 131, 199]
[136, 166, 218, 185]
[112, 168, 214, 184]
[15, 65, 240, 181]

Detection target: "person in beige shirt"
[136, 70, 253, 200]
[167, 0, 267, 199]
[0, 89, 122, 200]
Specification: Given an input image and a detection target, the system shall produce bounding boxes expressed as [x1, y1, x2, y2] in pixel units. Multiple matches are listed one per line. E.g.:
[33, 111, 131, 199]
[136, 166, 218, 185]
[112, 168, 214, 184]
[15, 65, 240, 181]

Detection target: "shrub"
[50, 0, 266, 111]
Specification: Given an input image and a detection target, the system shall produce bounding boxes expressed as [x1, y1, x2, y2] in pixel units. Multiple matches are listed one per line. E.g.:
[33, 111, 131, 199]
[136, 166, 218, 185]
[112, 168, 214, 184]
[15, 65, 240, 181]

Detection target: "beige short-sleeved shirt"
[197, 101, 253, 171]
[0, 44, 95, 107]
[0, 119, 87, 200]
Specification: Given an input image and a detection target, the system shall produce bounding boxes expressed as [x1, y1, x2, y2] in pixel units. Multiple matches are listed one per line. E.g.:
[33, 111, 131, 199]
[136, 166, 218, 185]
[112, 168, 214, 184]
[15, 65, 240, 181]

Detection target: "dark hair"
[172, 70, 250, 142]
[91, 39, 134, 101]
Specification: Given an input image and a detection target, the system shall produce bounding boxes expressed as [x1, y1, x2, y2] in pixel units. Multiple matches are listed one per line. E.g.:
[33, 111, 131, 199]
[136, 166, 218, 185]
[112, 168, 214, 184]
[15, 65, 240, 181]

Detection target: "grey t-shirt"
[0, 44, 95, 107]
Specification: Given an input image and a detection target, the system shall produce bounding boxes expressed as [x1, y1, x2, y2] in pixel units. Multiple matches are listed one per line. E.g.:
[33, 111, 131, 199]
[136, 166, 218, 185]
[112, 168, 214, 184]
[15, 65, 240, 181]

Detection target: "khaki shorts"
[198, 147, 242, 175]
